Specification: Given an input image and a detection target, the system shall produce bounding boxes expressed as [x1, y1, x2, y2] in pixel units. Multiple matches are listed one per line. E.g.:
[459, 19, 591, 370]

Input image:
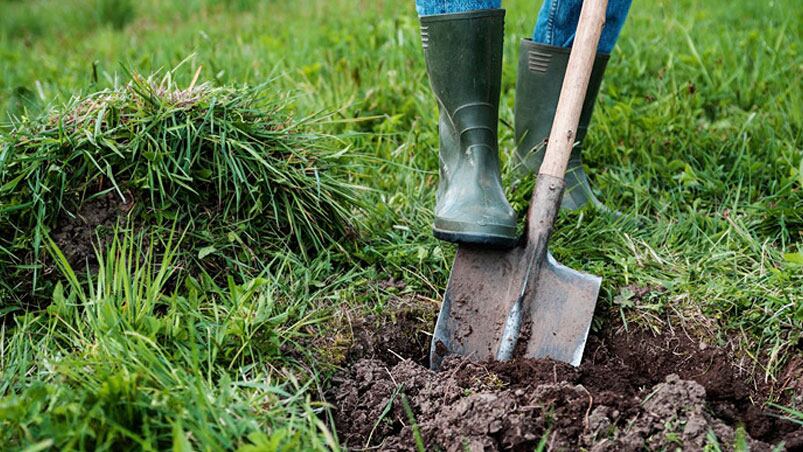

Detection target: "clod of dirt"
[617, 374, 768, 450]
[580, 324, 801, 445]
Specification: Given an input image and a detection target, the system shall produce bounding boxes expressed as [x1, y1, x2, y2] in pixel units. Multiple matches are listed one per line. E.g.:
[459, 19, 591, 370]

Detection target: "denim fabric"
[415, 0, 501, 16]
[533, 0, 632, 53]
[415, 0, 631, 53]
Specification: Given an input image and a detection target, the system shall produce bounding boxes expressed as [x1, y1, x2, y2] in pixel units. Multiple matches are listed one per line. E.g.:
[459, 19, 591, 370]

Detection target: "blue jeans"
[415, 0, 632, 53]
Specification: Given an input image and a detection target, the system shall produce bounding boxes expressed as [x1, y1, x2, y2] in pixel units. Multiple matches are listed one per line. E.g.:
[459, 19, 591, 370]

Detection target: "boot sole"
[433, 228, 519, 249]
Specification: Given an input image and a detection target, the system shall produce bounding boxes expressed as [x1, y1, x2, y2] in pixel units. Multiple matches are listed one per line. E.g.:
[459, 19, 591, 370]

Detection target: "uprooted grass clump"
[0, 71, 363, 305]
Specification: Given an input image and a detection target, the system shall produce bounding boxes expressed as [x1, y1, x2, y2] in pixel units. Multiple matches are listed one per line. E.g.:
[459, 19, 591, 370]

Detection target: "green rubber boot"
[514, 39, 612, 212]
[421, 10, 517, 248]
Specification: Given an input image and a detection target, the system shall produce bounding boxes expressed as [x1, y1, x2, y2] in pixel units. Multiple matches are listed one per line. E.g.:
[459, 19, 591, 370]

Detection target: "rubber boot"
[420, 10, 517, 248]
[514, 39, 612, 212]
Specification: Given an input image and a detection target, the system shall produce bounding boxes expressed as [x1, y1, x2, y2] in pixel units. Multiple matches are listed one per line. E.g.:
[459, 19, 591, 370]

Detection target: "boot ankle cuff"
[420, 8, 505, 24]
[519, 38, 610, 59]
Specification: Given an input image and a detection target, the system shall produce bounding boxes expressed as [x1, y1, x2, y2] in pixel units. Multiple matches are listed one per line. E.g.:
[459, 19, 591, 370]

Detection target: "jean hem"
[419, 8, 504, 21]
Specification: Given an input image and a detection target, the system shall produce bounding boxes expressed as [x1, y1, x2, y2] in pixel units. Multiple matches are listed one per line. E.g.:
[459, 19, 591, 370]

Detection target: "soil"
[5, 191, 136, 308]
[343, 298, 435, 367]
[51, 191, 134, 270]
[329, 302, 803, 451]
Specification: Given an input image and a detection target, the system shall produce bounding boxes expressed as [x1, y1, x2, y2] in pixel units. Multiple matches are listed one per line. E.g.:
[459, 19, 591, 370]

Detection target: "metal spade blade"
[430, 176, 602, 370]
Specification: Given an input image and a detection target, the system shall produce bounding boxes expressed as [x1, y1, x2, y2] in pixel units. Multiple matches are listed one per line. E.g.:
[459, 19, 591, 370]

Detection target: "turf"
[0, 0, 801, 449]
[0, 72, 363, 303]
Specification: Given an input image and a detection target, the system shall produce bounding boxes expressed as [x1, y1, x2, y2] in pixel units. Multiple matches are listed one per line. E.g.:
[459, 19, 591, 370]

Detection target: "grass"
[400, 392, 426, 452]
[2, 230, 341, 449]
[0, 0, 136, 43]
[0, 70, 363, 305]
[0, 0, 801, 449]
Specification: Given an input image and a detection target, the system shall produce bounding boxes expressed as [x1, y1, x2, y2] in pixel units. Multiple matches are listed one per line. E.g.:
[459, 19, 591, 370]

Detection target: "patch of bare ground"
[52, 191, 135, 269]
[329, 296, 803, 450]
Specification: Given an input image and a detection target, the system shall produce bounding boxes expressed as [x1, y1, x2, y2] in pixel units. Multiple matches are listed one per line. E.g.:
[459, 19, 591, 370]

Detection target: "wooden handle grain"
[538, 0, 608, 178]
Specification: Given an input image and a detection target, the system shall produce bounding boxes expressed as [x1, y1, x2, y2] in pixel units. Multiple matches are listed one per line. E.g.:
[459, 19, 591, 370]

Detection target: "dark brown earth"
[329, 302, 803, 451]
[52, 190, 134, 269]
[6, 191, 135, 308]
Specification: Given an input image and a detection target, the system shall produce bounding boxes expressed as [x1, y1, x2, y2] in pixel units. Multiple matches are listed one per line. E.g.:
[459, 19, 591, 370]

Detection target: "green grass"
[2, 230, 341, 449]
[0, 71, 363, 304]
[0, 0, 801, 449]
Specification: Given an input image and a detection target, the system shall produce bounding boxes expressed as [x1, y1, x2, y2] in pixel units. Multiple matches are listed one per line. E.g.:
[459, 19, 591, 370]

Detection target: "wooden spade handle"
[538, 0, 608, 179]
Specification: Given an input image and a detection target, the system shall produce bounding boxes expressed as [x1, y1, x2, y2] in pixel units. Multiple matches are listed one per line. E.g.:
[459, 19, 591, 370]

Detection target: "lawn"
[0, 0, 801, 449]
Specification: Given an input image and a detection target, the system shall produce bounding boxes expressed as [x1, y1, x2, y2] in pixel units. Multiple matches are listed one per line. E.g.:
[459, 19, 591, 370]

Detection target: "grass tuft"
[0, 70, 363, 305]
[0, 228, 338, 450]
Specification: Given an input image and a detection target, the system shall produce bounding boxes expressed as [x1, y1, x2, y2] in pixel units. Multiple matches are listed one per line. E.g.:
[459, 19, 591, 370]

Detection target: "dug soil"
[52, 190, 135, 270]
[7, 191, 135, 308]
[329, 302, 802, 451]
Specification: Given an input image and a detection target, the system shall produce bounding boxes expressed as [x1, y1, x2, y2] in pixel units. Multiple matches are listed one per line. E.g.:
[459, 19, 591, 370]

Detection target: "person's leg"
[515, 0, 632, 213]
[533, 0, 632, 53]
[417, 3, 517, 246]
[415, 0, 501, 16]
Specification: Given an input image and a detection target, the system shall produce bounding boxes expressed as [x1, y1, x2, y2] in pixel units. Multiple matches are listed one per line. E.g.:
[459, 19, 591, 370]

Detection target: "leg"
[415, 0, 502, 16]
[515, 0, 631, 212]
[416, 2, 517, 247]
[533, 0, 632, 53]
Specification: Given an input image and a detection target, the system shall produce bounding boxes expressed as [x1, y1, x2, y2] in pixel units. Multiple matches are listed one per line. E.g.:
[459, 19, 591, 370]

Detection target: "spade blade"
[429, 244, 524, 370]
[429, 245, 601, 370]
[430, 176, 602, 370]
[520, 252, 601, 366]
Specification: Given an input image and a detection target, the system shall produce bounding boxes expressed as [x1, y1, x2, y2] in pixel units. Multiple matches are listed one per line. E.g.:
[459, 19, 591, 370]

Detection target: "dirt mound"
[329, 306, 802, 450]
[344, 301, 434, 367]
[334, 359, 776, 451]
